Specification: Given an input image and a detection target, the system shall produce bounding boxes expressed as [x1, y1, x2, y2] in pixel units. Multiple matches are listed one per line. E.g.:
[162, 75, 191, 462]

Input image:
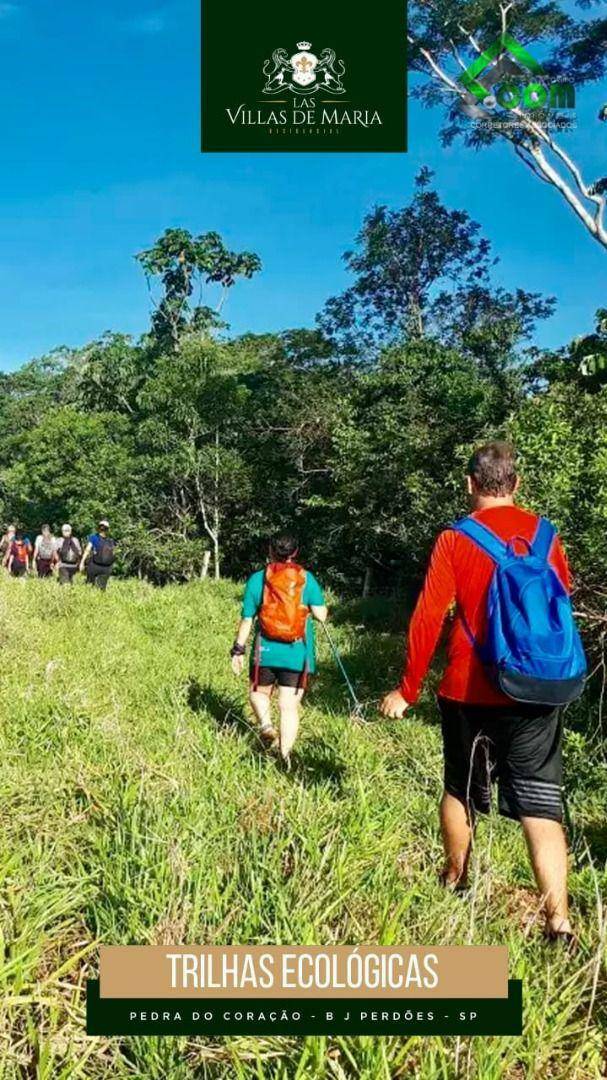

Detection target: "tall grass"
[0, 576, 604, 1078]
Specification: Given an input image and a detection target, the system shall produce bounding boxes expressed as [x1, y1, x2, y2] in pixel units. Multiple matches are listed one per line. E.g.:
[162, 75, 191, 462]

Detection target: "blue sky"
[0, 0, 604, 368]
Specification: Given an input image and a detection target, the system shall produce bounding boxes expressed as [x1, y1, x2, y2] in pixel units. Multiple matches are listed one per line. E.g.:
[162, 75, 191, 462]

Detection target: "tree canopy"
[0, 183, 601, 619]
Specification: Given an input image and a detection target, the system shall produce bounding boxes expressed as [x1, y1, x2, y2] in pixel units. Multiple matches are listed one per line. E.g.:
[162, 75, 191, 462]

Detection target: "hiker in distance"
[231, 534, 327, 768]
[56, 524, 82, 585]
[32, 524, 57, 578]
[0, 524, 16, 561]
[80, 519, 117, 590]
[380, 442, 586, 943]
[4, 529, 31, 577]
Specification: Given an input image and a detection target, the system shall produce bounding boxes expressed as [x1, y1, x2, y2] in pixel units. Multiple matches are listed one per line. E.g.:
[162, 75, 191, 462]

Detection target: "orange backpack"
[258, 562, 308, 642]
[12, 540, 28, 564]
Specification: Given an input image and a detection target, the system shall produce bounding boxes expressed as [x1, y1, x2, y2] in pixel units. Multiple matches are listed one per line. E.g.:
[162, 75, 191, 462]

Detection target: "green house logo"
[459, 32, 575, 111]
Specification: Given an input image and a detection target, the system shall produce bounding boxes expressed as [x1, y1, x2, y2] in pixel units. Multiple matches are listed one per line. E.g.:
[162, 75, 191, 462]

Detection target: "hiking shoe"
[260, 725, 278, 749]
[545, 926, 579, 952]
[438, 868, 469, 894]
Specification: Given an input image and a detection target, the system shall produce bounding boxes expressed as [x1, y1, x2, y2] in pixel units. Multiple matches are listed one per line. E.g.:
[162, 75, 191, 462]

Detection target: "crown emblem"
[262, 41, 346, 96]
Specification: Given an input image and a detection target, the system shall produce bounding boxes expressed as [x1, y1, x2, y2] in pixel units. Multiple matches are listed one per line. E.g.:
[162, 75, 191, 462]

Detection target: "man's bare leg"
[440, 791, 473, 887]
[277, 686, 304, 767]
[249, 685, 277, 744]
[521, 816, 572, 935]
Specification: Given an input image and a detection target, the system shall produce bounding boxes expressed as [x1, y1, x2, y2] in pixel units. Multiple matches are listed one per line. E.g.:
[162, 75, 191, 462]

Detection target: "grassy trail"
[0, 576, 604, 1078]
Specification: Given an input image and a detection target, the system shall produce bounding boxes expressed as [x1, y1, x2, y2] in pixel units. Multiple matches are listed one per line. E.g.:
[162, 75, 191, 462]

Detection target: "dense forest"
[0, 171, 605, 620]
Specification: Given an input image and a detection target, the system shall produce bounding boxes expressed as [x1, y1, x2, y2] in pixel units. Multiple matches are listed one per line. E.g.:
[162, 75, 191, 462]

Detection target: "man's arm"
[381, 531, 457, 718]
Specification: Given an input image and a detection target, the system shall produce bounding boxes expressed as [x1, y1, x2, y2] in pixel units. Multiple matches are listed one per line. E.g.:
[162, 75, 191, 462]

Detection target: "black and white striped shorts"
[439, 696, 563, 822]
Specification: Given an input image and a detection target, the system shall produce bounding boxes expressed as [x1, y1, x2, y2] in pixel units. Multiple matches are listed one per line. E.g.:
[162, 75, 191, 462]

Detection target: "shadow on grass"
[330, 595, 410, 634]
[187, 680, 263, 748]
[310, 652, 441, 729]
[291, 742, 346, 794]
[187, 678, 347, 791]
[578, 818, 607, 864]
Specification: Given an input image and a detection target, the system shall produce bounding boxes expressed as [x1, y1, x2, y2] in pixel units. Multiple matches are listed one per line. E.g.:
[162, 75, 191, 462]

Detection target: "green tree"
[0, 351, 75, 441]
[0, 407, 137, 536]
[510, 383, 607, 616]
[71, 333, 148, 415]
[135, 333, 254, 578]
[230, 332, 353, 579]
[324, 339, 512, 594]
[136, 228, 261, 352]
[318, 169, 552, 381]
[526, 307, 607, 390]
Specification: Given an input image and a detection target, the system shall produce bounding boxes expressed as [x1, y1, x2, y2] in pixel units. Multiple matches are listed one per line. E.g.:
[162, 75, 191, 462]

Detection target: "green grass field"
[0, 576, 605, 1078]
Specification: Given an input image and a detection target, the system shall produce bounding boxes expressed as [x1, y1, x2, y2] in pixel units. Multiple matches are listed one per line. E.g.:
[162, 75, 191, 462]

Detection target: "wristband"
[230, 642, 246, 658]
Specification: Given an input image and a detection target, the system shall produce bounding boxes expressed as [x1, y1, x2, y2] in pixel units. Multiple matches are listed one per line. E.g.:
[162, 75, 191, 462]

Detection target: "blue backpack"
[452, 516, 586, 706]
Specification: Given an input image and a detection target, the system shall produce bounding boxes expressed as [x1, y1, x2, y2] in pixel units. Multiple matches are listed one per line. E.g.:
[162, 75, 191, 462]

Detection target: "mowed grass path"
[0, 576, 604, 1079]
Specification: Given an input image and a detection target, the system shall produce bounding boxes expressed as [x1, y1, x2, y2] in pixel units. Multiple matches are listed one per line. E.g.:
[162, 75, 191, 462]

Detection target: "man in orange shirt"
[381, 442, 574, 941]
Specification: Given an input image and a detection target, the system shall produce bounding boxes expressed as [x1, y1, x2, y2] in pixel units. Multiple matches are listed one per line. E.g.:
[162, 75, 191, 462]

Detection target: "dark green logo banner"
[201, 0, 407, 152]
[87, 980, 522, 1036]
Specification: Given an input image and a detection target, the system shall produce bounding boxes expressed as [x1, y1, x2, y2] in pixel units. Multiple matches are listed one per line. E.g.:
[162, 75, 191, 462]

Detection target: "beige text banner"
[99, 945, 509, 999]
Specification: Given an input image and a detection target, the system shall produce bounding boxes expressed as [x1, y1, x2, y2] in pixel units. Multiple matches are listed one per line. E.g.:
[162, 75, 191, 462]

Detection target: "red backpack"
[258, 562, 308, 642]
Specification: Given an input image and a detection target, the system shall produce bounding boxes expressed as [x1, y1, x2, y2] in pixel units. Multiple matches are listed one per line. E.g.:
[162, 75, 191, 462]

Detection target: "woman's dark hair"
[270, 534, 299, 561]
[467, 441, 518, 496]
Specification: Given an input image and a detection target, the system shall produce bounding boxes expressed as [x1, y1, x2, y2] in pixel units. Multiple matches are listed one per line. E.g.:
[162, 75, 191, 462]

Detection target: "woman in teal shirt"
[231, 534, 327, 768]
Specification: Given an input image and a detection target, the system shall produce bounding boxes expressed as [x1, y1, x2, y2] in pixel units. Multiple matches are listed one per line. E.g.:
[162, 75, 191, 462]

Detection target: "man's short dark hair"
[467, 441, 518, 496]
[270, 534, 299, 561]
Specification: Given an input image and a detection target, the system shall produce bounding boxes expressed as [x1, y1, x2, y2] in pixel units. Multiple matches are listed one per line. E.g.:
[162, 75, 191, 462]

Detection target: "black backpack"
[93, 538, 115, 567]
[61, 538, 79, 564]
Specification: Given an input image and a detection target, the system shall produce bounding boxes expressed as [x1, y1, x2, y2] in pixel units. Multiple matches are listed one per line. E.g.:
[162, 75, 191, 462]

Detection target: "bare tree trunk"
[200, 550, 211, 579]
[189, 424, 222, 581]
[213, 427, 221, 580]
[362, 566, 373, 598]
[213, 535, 220, 580]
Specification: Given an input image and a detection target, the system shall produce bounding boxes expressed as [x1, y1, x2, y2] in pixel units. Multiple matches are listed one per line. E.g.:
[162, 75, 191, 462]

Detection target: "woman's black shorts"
[251, 666, 306, 690]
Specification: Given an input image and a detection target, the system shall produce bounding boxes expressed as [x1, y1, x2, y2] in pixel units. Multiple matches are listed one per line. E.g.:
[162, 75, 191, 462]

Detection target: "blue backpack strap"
[451, 517, 509, 565]
[450, 517, 505, 659]
[531, 517, 556, 562]
[458, 607, 481, 654]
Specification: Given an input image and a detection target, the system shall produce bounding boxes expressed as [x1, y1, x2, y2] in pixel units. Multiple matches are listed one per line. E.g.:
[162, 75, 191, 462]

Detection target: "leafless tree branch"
[409, 23, 607, 249]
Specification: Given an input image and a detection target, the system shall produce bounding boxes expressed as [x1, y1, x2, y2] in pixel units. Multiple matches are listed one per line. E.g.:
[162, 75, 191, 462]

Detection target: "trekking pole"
[320, 621, 366, 722]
